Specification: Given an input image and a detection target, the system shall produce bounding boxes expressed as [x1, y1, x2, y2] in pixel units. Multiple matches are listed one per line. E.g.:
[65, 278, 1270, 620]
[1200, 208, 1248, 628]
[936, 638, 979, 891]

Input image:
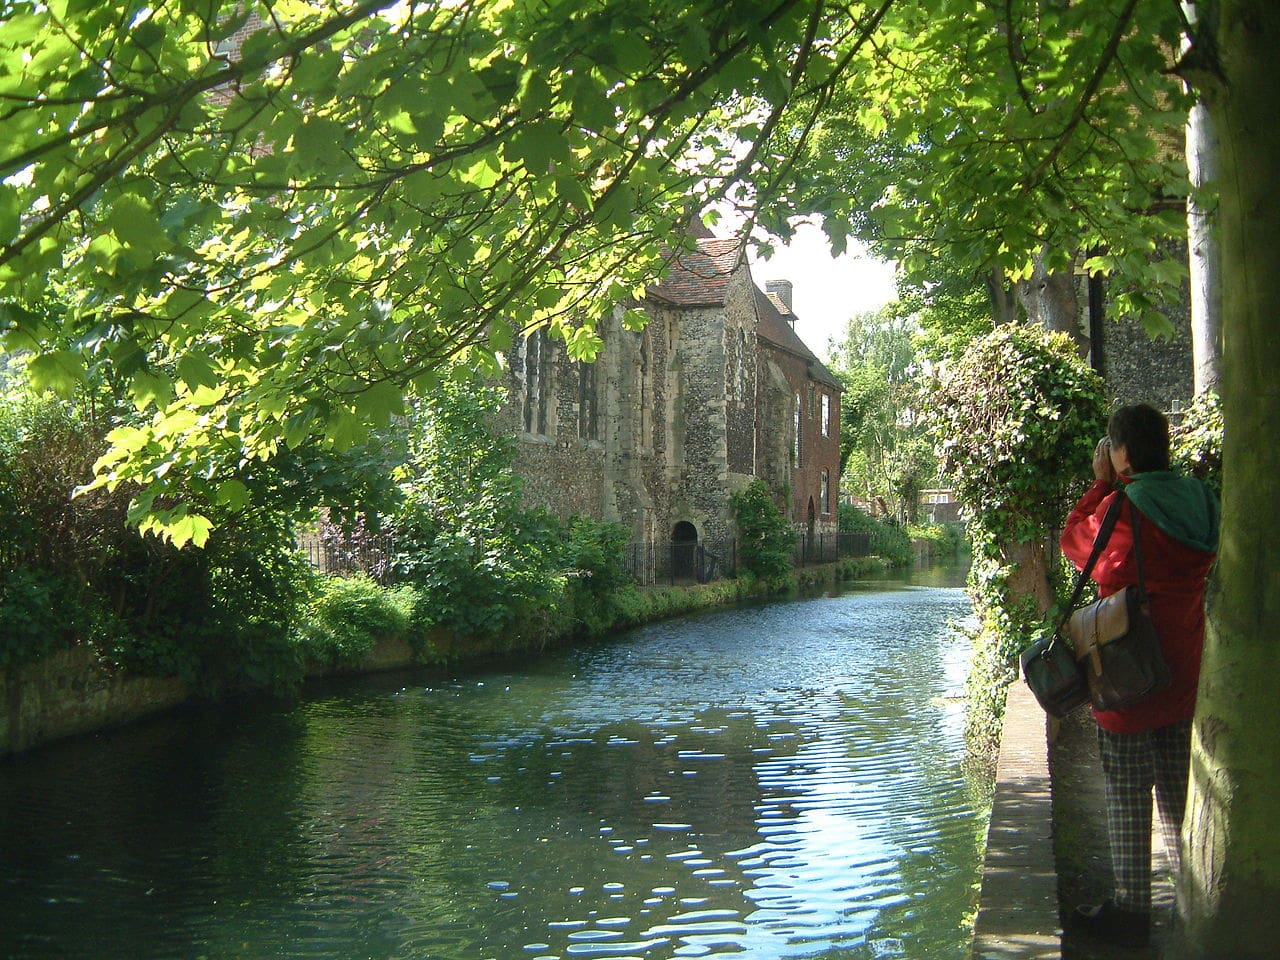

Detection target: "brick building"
[495, 231, 842, 553]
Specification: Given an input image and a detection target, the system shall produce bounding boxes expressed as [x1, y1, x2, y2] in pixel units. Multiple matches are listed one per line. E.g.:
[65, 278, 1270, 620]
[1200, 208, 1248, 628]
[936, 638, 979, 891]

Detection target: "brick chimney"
[765, 279, 794, 320]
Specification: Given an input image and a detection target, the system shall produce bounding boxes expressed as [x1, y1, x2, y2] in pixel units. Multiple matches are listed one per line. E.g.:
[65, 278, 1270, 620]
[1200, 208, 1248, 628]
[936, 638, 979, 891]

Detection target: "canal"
[0, 575, 986, 960]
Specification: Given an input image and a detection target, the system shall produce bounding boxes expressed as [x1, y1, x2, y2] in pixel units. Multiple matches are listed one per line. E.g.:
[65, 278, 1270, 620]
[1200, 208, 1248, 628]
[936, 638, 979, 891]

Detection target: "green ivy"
[926, 324, 1107, 757]
[1172, 390, 1223, 494]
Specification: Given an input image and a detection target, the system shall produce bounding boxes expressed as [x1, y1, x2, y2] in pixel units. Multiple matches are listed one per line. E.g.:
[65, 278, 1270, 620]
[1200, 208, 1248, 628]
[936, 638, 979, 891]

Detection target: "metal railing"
[297, 529, 872, 588]
[622, 539, 737, 586]
[794, 530, 872, 566]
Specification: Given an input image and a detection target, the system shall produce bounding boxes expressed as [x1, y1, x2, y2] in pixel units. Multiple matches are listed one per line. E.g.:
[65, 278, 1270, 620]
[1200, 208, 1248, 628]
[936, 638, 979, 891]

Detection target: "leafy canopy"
[0, 0, 1195, 541]
[780, 0, 1193, 331]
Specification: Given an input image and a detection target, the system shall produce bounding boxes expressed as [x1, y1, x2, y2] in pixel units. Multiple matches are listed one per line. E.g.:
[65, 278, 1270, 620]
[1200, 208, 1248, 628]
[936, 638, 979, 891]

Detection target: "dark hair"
[1108, 403, 1170, 472]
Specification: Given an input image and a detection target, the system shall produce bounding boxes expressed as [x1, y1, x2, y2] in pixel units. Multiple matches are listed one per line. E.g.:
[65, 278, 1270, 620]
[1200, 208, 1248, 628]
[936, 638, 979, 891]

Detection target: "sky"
[747, 221, 898, 362]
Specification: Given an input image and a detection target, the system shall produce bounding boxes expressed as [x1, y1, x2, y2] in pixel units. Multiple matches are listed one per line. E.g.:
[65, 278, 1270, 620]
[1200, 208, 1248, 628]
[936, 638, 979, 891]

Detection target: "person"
[1061, 403, 1219, 948]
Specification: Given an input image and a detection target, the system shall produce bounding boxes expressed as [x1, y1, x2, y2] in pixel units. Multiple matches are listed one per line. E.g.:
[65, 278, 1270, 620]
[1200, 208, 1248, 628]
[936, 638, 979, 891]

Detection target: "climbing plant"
[926, 324, 1107, 754]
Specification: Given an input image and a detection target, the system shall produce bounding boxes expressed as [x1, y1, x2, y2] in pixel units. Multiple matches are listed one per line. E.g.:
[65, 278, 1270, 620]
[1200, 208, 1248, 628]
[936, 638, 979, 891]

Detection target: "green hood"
[1122, 471, 1219, 553]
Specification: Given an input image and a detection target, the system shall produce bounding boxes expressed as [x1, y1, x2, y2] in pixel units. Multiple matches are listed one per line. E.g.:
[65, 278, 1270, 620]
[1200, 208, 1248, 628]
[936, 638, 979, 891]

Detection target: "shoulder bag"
[1065, 495, 1172, 712]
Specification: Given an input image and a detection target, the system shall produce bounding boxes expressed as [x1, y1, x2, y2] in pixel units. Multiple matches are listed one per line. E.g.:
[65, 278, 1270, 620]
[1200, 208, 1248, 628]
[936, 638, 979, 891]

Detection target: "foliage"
[1172, 390, 1223, 494]
[0, 568, 77, 668]
[906, 521, 968, 558]
[838, 503, 913, 568]
[387, 380, 566, 638]
[0, 0, 883, 542]
[926, 324, 1106, 753]
[298, 576, 415, 668]
[830, 304, 938, 521]
[730, 479, 797, 580]
[785, 0, 1193, 335]
[927, 325, 1108, 547]
[0, 382, 321, 689]
[560, 516, 634, 636]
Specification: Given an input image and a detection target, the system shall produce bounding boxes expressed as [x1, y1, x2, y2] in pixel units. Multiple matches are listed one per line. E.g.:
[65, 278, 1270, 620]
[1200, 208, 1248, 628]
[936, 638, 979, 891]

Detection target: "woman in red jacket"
[1061, 403, 1218, 947]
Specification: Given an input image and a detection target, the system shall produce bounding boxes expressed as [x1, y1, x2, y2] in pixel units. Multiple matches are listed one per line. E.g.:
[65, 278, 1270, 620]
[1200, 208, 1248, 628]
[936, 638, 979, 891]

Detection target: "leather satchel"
[1065, 506, 1171, 711]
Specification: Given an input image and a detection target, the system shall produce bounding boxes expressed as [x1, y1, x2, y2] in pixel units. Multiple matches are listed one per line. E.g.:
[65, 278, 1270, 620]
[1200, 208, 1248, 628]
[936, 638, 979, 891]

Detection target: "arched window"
[522, 328, 550, 434]
[793, 392, 802, 465]
[578, 360, 599, 440]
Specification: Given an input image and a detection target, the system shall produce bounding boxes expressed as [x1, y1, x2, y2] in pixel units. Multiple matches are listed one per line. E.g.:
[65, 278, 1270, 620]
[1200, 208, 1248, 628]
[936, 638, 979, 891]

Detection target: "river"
[0, 574, 985, 960]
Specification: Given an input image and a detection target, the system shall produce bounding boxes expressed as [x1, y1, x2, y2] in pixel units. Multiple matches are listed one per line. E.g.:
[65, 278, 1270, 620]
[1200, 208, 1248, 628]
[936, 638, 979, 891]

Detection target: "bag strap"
[1056, 487, 1126, 632]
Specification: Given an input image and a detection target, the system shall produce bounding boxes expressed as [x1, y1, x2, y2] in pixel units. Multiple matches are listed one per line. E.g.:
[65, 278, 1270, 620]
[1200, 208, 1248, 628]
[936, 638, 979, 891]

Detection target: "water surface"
[1, 581, 984, 959]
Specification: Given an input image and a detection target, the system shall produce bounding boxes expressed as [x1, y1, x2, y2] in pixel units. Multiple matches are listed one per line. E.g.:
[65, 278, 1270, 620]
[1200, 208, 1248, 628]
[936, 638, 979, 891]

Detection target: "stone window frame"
[793, 391, 802, 466]
[577, 358, 600, 441]
[521, 328, 552, 436]
[820, 392, 831, 438]
[820, 468, 831, 515]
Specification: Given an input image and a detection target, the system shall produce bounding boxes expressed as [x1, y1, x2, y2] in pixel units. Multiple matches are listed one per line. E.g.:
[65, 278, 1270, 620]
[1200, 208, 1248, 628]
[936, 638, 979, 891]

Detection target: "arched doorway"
[672, 521, 698, 581]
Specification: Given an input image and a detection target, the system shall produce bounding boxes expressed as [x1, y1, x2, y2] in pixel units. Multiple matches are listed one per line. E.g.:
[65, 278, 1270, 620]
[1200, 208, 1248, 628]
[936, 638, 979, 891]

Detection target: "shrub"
[1172, 390, 1223, 494]
[731, 479, 797, 579]
[299, 575, 413, 667]
[926, 325, 1107, 757]
[839, 502, 913, 566]
[561, 515, 633, 635]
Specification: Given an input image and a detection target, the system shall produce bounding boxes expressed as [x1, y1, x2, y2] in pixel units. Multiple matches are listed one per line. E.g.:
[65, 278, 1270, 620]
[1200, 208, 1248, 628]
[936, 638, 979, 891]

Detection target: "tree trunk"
[1016, 247, 1088, 357]
[999, 539, 1054, 617]
[984, 268, 1020, 326]
[1178, 2, 1280, 955]
[1185, 0, 1224, 396]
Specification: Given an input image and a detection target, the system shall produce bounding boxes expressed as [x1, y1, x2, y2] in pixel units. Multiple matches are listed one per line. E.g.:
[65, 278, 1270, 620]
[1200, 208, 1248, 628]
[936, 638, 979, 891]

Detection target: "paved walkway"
[972, 680, 1063, 959]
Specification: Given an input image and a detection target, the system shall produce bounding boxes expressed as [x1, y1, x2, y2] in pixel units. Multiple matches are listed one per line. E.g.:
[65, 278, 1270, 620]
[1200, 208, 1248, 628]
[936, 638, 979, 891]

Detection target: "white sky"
[748, 221, 898, 362]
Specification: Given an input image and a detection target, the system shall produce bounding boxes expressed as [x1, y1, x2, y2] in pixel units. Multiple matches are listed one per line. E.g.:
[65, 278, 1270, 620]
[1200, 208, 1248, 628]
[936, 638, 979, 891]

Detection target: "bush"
[839, 503, 913, 566]
[561, 516, 633, 635]
[906, 520, 968, 557]
[926, 325, 1107, 756]
[1172, 390, 1223, 494]
[731, 479, 797, 579]
[299, 575, 414, 667]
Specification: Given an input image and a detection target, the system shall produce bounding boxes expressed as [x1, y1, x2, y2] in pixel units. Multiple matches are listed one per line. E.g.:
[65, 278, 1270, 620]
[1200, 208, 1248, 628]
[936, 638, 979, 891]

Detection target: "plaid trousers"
[1096, 719, 1192, 914]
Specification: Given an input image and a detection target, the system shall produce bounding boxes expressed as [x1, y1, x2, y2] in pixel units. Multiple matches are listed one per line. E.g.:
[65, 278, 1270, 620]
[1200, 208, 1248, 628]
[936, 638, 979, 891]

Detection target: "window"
[638, 330, 651, 446]
[737, 329, 747, 395]
[522, 328, 550, 434]
[793, 392, 802, 465]
[821, 469, 831, 515]
[821, 393, 831, 438]
[577, 360, 599, 440]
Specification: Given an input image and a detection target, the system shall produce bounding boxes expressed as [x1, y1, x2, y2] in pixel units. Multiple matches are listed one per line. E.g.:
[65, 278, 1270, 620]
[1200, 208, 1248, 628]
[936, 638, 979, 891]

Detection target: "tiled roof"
[648, 238, 743, 306]
[755, 287, 842, 391]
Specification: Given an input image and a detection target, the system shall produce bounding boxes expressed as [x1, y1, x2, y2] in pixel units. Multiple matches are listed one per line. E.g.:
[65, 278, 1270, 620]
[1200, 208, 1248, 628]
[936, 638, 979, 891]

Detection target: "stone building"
[494, 232, 843, 554]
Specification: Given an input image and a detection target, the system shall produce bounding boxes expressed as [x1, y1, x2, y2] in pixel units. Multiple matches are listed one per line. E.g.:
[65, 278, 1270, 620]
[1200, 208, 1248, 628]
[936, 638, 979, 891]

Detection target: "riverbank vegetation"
[0, 369, 901, 698]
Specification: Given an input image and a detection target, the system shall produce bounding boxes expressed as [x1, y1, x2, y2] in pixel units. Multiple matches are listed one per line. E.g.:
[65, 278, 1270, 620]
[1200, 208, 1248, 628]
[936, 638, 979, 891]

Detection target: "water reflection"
[0, 581, 984, 960]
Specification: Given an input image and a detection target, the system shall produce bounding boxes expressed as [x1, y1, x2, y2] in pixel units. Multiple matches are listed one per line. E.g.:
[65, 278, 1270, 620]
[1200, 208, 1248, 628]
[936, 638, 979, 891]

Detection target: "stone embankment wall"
[1, 648, 188, 756]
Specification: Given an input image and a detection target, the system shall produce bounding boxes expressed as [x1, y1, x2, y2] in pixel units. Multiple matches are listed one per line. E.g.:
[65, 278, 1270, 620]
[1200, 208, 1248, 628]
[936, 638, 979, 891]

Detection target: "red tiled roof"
[648, 238, 743, 306]
[755, 287, 842, 390]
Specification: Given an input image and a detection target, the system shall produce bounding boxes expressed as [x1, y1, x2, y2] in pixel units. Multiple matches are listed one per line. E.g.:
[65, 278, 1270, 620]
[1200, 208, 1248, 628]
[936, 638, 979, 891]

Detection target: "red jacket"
[1061, 479, 1217, 734]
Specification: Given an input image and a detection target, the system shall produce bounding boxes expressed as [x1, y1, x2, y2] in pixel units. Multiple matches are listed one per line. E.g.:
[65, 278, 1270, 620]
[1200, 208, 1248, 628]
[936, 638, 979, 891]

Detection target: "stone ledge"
[972, 679, 1062, 959]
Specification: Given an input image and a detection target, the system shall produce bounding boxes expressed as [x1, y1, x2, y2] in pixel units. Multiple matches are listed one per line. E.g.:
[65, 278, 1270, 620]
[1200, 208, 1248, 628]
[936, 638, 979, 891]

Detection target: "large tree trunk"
[1015, 247, 1089, 357]
[1185, 2, 1224, 396]
[1178, 2, 1280, 955]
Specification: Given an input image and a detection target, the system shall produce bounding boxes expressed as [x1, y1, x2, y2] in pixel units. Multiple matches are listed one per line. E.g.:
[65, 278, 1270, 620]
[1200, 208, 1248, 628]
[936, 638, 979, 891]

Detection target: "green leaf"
[176, 352, 220, 391]
[354, 381, 405, 424]
[26, 350, 86, 397]
[108, 194, 164, 251]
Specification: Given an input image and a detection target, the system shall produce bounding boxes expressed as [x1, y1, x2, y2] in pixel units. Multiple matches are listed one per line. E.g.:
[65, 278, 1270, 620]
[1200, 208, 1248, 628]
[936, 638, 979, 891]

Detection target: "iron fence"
[297, 534, 396, 584]
[297, 529, 872, 588]
[794, 530, 872, 566]
[622, 539, 737, 586]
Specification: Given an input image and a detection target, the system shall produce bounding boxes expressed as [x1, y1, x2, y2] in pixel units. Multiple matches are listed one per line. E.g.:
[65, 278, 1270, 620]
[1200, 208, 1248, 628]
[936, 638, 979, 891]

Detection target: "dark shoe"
[1071, 899, 1151, 947]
